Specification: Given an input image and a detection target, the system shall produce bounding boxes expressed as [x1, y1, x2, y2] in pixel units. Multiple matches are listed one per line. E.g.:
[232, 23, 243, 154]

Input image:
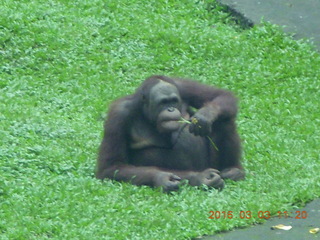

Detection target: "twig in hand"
[179, 117, 219, 151]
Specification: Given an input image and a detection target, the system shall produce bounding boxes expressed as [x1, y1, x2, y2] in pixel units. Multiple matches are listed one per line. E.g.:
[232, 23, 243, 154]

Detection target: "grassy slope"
[1, 0, 319, 239]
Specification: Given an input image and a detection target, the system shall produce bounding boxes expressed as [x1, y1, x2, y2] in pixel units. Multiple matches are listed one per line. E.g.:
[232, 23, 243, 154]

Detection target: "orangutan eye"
[160, 97, 179, 105]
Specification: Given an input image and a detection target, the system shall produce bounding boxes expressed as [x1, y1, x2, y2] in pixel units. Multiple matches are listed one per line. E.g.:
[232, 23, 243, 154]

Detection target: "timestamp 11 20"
[277, 211, 308, 219]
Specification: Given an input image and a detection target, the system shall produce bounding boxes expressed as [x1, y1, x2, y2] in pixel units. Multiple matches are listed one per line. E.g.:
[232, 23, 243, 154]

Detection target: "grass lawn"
[1, 0, 319, 239]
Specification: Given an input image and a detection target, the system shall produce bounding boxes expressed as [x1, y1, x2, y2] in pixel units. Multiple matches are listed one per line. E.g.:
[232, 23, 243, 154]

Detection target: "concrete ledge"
[218, 0, 320, 50]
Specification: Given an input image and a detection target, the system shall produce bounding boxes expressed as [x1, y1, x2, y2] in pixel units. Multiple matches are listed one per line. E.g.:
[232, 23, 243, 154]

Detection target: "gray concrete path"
[218, 0, 320, 50]
[201, 200, 320, 239]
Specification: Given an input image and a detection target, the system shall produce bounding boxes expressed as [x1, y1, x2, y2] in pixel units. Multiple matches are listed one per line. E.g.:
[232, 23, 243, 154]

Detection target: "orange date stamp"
[208, 210, 308, 220]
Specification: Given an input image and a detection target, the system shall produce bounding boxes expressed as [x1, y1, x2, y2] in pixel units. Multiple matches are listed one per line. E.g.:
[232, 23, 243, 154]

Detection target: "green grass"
[1, 0, 320, 239]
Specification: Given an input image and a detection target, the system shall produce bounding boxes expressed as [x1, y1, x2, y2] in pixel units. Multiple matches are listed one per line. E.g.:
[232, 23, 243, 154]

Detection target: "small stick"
[179, 117, 219, 151]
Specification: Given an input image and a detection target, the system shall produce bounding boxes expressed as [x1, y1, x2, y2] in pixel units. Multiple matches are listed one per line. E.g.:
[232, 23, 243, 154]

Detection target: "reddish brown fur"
[96, 76, 245, 191]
